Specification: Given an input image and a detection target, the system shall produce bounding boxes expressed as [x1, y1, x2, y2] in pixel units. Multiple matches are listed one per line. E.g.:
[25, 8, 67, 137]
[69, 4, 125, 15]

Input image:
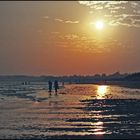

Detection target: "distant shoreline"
[71, 81, 140, 89]
[0, 73, 140, 89]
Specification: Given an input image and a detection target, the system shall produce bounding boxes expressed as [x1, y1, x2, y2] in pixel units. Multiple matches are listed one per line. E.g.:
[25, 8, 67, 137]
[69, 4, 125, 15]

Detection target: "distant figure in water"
[22, 81, 29, 85]
[48, 80, 52, 94]
[62, 82, 64, 87]
[54, 80, 59, 94]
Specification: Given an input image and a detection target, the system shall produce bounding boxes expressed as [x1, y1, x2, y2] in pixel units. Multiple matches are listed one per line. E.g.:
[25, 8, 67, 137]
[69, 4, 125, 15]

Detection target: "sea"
[0, 80, 140, 139]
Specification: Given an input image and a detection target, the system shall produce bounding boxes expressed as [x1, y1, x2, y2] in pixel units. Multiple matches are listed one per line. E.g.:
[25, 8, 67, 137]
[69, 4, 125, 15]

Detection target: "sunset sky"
[0, 1, 140, 76]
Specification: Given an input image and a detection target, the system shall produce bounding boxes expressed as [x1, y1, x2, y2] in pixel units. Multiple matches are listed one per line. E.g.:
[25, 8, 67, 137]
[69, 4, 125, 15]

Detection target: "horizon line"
[0, 71, 140, 77]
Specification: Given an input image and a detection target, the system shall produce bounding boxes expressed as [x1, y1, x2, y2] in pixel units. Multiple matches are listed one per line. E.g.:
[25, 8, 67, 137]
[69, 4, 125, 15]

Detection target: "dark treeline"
[0, 72, 140, 83]
[124, 72, 140, 81]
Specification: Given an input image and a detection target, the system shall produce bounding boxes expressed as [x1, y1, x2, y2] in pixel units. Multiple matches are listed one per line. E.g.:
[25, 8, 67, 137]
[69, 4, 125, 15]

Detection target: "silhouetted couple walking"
[48, 80, 59, 95]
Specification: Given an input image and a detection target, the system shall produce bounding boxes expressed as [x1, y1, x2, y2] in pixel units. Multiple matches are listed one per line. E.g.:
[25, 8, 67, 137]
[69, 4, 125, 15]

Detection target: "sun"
[95, 20, 104, 30]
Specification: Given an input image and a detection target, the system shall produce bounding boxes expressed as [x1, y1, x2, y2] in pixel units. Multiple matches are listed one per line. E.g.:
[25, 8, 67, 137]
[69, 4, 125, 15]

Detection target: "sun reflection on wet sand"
[90, 120, 105, 135]
[89, 85, 109, 136]
[97, 85, 109, 99]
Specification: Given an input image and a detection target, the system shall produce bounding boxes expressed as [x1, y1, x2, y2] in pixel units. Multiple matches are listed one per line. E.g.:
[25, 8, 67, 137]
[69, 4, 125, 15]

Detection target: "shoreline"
[69, 81, 140, 89]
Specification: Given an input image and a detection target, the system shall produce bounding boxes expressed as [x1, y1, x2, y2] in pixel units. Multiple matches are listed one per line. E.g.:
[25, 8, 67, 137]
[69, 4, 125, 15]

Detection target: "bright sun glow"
[97, 85, 108, 99]
[95, 20, 104, 30]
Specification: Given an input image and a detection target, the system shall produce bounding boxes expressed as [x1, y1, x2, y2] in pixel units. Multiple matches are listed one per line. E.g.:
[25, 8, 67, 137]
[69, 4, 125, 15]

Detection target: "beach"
[1, 1, 140, 139]
[0, 82, 140, 139]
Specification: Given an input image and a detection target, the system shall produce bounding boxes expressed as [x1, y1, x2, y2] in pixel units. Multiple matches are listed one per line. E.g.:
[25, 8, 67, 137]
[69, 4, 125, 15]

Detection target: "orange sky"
[0, 1, 140, 75]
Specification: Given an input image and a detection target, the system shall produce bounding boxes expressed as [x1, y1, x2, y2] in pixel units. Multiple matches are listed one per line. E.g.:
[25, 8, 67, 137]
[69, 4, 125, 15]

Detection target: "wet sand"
[0, 83, 140, 139]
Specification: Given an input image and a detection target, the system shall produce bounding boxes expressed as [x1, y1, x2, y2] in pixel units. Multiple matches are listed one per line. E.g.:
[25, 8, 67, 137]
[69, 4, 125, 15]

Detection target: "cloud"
[42, 15, 79, 24]
[50, 32, 127, 53]
[79, 1, 128, 9]
[42, 16, 49, 19]
[51, 32, 60, 34]
[55, 18, 63, 22]
[55, 18, 79, 24]
[108, 14, 140, 27]
[65, 20, 79, 24]
[79, 1, 140, 28]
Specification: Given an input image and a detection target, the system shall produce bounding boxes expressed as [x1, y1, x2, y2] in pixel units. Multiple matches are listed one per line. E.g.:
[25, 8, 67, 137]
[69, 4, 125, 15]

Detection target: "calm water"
[0, 82, 140, 139]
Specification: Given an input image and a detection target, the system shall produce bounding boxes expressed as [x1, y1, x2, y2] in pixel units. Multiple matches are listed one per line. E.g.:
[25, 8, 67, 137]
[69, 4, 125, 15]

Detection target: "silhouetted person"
[62, 82, 64, 87]
[54, 80, 59, 94]
[48, 80, 52, 94]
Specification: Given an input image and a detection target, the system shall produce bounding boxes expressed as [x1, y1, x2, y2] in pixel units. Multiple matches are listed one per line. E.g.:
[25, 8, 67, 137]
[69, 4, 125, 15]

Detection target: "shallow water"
[0, 82, 140, 139]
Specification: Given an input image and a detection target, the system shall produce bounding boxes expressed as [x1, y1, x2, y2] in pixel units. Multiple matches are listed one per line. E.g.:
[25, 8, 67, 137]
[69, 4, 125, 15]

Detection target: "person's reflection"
[48, 80, 52, 95]
[54, 80, 59, 95]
